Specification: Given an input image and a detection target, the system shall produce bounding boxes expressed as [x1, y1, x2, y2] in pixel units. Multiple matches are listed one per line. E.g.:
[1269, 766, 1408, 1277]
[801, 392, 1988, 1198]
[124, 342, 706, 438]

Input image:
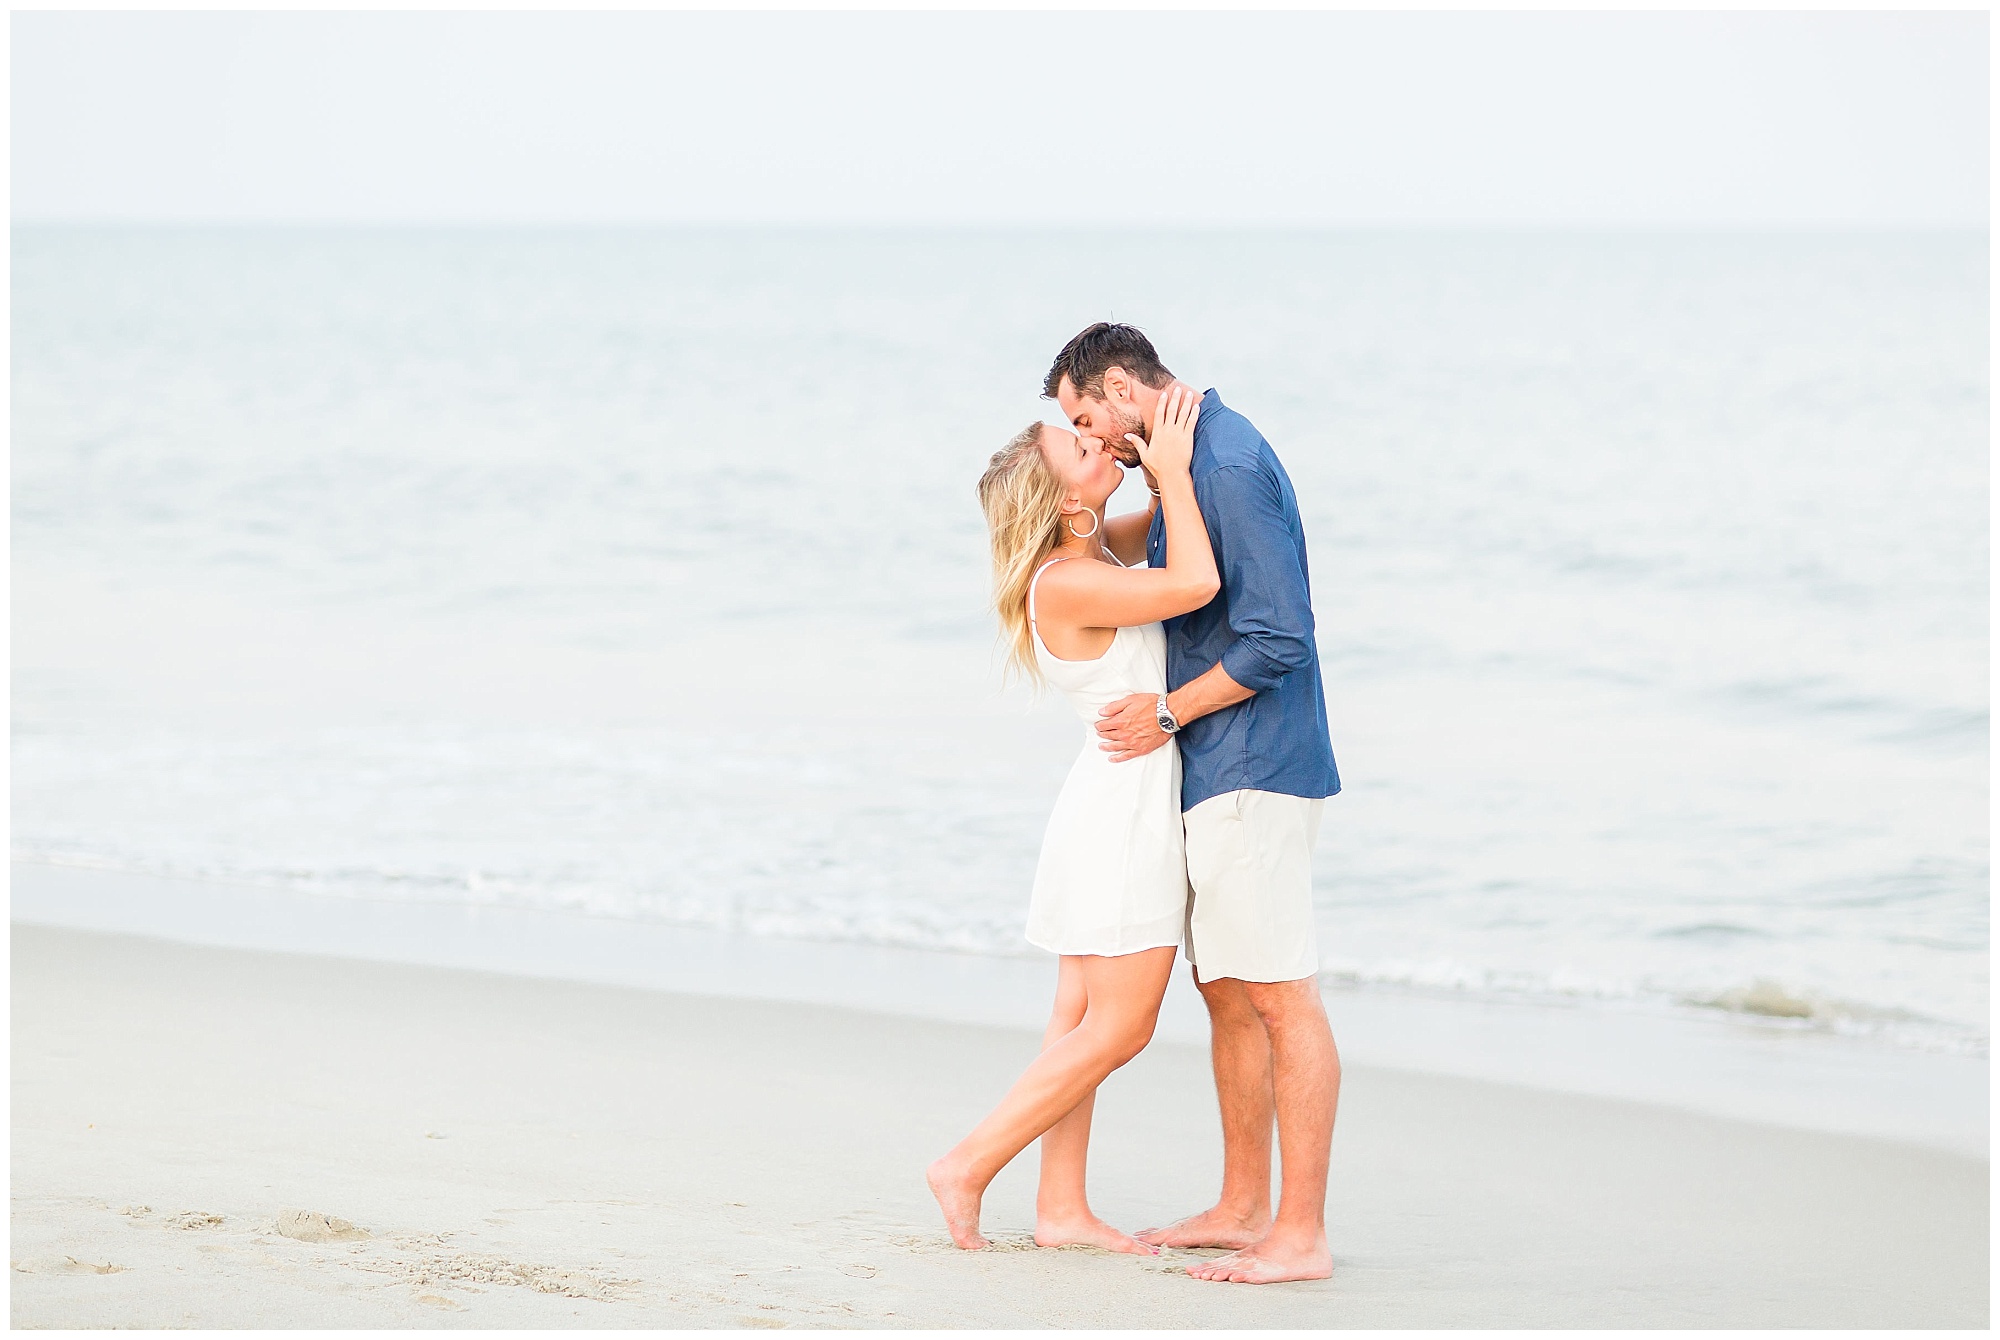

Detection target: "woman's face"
[1038, 424, 1124, 513]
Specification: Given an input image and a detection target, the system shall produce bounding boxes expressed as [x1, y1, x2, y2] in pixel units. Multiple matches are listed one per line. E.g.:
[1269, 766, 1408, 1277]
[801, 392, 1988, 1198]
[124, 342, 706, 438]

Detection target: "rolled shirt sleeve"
[1198, 464, 1317, 694]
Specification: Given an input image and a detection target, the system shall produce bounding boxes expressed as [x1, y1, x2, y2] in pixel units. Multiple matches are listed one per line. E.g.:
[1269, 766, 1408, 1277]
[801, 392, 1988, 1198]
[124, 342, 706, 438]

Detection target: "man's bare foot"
[1185, 1246, 1253, 1280]
[1186, 1232, 1332, 1284]
[1134, 1206, 1271, 1251]
[1034, 1212, 1160, 1257]
[925, 1157, 990, 1250]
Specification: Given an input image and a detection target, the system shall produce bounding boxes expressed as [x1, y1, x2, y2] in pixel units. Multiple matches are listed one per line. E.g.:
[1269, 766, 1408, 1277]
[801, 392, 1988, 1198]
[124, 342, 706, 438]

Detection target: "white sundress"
[1023, 556, 1189, 958]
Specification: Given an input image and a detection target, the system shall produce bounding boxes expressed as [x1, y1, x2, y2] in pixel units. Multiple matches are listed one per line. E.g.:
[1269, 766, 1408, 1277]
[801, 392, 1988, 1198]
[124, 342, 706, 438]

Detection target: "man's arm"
[1096, 660, 1253, 762]
[1096, 462, 1314, 762]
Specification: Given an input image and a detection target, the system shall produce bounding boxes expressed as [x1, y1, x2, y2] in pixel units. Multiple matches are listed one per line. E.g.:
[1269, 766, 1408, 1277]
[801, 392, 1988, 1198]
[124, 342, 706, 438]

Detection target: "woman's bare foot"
[1034, 1212, 1160, 1256]
[926, 1157, 990, 1250]
[1186, 1231, 1333, 1284]
[1134, 1206, 1271, 1251]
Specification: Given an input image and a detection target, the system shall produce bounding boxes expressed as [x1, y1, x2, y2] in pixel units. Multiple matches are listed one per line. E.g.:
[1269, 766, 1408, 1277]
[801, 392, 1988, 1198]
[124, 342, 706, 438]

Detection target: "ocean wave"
[1312, 955, 1987, 1057]
[17, 847, 1987, 1059]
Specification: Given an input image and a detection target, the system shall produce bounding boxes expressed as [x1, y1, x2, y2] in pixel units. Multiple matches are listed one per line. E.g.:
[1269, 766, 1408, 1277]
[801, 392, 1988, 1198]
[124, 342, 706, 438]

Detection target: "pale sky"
[11, 10, 1989, 227]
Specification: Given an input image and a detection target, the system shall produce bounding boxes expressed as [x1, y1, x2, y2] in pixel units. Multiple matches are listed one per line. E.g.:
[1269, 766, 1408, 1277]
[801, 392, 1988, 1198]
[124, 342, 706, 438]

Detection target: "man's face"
[1055, 374, 1148, 467]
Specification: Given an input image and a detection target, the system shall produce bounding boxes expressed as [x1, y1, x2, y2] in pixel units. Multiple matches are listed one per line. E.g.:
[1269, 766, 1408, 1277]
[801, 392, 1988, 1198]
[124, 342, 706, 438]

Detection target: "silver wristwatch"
[1155, 694, 1181, 736]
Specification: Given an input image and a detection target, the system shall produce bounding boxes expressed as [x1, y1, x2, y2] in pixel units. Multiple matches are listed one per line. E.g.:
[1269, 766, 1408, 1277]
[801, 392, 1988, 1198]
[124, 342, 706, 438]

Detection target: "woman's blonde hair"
[977, 421, 1069, 682]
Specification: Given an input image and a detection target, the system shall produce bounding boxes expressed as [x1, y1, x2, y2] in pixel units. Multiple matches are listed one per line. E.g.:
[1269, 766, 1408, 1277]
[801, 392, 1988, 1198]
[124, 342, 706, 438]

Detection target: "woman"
[929, 387, 1214, 1254]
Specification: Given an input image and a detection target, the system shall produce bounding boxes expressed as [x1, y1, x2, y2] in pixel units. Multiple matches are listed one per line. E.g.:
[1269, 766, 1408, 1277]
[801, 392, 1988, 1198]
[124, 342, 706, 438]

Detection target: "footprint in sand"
[12, 1257, 128, 1275]
[275, 1210, 371, 1243]
[170, 1212, 225, 1230]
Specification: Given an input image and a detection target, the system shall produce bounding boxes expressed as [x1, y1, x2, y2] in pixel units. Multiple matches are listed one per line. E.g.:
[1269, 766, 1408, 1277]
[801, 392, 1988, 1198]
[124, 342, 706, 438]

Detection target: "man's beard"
[1100, 401, 1150, 467]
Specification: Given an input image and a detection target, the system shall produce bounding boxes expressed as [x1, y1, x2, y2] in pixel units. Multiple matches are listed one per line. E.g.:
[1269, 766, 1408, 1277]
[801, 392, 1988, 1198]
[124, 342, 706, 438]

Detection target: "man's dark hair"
[1042, 323, 1174, 401]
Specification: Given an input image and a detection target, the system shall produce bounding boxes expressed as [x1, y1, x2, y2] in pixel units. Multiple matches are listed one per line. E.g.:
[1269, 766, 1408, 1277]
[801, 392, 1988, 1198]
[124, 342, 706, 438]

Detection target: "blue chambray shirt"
[1146, 390, 1341, 812]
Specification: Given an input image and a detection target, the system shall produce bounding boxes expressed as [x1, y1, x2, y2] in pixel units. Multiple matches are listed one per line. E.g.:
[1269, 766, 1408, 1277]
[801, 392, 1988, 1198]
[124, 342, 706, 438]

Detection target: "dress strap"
[1027, 556, 1071, 625]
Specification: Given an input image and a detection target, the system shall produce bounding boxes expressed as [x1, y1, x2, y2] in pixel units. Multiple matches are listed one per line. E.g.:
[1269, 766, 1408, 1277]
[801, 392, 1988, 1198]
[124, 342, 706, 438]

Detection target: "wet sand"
[10, 924, 1988, 1327]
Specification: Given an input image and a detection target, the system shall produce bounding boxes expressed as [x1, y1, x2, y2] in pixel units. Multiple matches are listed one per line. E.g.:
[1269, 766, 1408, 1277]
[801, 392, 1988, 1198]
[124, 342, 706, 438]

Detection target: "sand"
[10, 924, 1989, 1328]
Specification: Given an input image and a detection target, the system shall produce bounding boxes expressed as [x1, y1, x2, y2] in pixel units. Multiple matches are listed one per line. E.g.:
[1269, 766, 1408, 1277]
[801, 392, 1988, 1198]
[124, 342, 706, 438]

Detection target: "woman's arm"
[1036, 388, 1217, 630]
[1102, 489, 1157, 567]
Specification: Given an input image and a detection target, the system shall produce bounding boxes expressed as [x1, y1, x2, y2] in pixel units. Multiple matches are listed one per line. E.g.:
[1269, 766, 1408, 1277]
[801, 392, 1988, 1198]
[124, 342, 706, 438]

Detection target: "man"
[1044, 322, 1342, 1285]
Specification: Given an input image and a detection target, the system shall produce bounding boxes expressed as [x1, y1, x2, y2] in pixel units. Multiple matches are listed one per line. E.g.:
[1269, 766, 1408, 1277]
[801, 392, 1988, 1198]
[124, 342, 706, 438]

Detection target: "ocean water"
[11, 227, 1988, 1054]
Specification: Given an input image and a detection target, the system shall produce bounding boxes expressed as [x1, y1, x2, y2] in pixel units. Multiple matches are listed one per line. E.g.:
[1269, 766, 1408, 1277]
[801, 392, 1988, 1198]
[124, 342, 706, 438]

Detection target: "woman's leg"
[928, 945, 1177, 1249]
[1033, 957, 1161, 1255]
[1033, 958, 1092, 1217]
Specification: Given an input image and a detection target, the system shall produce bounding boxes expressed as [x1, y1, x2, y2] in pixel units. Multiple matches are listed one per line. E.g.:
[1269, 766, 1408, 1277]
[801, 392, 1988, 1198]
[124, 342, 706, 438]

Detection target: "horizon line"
[12, 219, 1990, 234]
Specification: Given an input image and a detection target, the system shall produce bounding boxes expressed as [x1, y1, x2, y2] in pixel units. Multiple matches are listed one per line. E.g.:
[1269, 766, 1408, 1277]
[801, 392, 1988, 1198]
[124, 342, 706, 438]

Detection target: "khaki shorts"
[1182, 789, 1326, 984]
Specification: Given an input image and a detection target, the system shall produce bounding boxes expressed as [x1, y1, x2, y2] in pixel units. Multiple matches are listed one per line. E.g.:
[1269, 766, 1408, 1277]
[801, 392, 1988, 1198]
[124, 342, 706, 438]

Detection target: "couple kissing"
[929, 323, 1342, 1286]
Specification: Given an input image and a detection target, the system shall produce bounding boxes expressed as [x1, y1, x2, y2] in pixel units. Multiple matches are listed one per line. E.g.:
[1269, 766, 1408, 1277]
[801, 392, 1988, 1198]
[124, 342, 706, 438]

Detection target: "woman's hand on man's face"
[1130, 386, 1199, 478]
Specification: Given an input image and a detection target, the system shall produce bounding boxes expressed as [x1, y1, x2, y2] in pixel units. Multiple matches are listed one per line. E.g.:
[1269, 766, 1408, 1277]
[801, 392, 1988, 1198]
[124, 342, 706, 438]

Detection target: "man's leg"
[1135, 969, 1275, 1250]
[1185, 976, 1338, 1282]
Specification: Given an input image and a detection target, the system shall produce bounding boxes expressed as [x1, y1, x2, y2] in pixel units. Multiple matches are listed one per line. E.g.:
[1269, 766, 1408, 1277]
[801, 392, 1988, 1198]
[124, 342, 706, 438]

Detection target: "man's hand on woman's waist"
[1096, 663, 1256, 763]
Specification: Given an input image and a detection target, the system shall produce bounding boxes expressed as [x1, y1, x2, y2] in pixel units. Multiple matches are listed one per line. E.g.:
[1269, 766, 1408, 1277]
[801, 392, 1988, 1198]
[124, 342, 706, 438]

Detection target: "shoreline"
[11, 922, 1989, 1328]
[10, 859, 1988, 1158]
